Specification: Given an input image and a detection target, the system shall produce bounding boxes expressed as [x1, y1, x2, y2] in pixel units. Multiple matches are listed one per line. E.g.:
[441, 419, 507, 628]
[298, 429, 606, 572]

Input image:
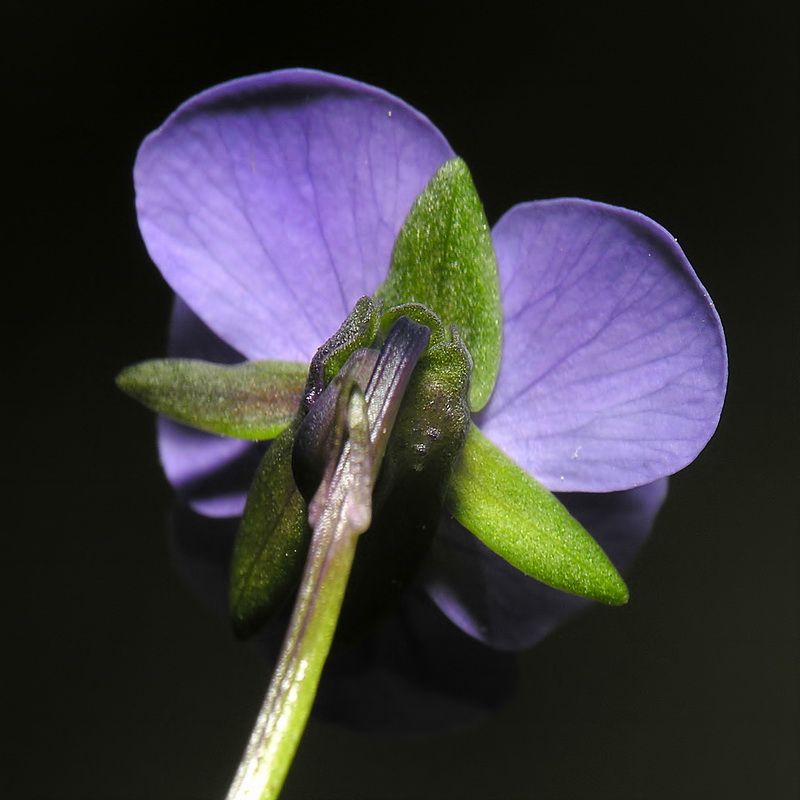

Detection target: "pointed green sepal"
[116, 358, 306, 440]
[375, 157, 502, 412]
[229, 418, 311, 637]
[446, 425, 629, 605]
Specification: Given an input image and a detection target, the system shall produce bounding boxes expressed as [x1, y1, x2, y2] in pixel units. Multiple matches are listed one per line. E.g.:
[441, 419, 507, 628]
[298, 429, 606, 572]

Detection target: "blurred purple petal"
[315, 586, 518, 734]
[169, 503, 516, 732]
[482, 199, 727, 492]
[425, 480, 668, 651]
[158, 419, 262, 517]
[560, 478, 668, 569]
[135, 69, 454, 363]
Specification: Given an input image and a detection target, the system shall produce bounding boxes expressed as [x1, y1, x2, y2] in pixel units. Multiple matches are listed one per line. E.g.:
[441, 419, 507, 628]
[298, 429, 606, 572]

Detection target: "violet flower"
[122, 69, 726, 798]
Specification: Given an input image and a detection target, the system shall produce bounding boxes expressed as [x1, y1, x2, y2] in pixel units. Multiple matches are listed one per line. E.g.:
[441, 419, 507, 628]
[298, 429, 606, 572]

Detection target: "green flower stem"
[225, 391, 370, 800]
[226, 317, 431, 800]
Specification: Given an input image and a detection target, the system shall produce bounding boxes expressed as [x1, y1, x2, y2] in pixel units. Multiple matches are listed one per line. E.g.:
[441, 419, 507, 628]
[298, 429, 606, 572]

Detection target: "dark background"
[7, 1, 798, 798]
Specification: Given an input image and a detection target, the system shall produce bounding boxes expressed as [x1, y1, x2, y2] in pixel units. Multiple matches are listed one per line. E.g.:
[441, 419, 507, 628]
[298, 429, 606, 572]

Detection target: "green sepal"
[446, 425, 629, 605]
[375, 157, 502, 412]
[116, 358, 306, 440]
[229, 417, 311, 637]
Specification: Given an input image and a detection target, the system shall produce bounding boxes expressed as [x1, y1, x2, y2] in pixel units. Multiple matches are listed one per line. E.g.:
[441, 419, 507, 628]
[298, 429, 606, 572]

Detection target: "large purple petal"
[425, 480, 668, 651]
[482, 199, 727, 492]
[135, 69, 454, 363]
[169, 503, 517, 732]
[158, 297, 263, 517]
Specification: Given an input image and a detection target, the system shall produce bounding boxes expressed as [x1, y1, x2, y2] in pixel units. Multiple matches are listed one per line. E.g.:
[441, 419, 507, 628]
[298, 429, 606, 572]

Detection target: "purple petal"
[135, 69, 454, 363]
[425, 480, 668, 651]
[559, 479, 668, 570]
[169, 503, 516, 732]
[158, 419, 262, 517]
[158, 298, 263, 517]
[482, 199, 727, 492]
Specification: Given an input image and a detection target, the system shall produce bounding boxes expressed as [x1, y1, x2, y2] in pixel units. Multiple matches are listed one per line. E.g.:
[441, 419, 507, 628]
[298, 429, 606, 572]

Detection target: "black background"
[7, 1, 798, 798]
